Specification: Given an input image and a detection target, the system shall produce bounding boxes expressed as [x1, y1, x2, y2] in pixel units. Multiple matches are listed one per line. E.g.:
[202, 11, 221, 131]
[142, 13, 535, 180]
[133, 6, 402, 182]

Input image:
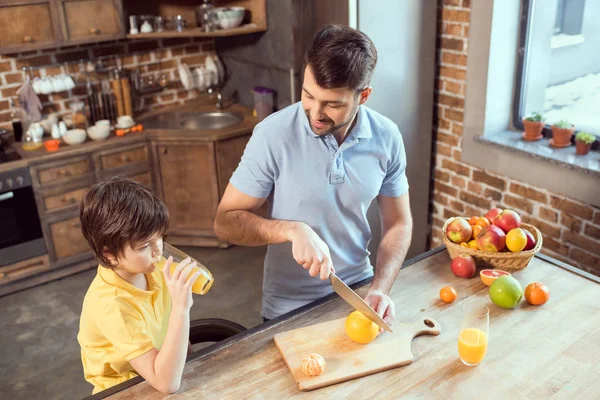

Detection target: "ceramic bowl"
[63, 129, 87, 145]
[87, 125, 110, 141]
[215, 7, 245, 29]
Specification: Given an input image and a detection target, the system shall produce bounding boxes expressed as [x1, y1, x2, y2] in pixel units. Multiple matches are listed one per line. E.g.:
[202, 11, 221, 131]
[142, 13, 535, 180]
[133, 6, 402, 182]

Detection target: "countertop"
[86, 247, 600, 399]
[1, 102, 258, 170]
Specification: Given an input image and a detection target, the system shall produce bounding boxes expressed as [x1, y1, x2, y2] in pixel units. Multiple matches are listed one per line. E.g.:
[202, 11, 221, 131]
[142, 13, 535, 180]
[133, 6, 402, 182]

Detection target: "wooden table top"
[88, 247, 600, 399]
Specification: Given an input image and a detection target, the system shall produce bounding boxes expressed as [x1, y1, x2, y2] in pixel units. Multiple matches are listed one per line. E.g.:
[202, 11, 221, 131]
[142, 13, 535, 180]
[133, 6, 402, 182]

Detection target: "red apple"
[477, 225, 506, 252]
[485, 208, 502, 223]
[445, 218, 472, 244]
[493, 209, 521, 233]
[451, 254, 477, 278]
[523, 230, 536, 251]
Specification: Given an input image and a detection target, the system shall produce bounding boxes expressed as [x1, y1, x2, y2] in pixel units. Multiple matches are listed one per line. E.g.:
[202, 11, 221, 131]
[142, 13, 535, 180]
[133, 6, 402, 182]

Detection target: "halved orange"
[480, 269, 511, 286]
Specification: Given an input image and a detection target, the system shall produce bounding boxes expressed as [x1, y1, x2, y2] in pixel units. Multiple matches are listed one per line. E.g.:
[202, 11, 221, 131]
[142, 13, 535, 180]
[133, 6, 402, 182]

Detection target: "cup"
[155, 242, 214, 295]
[252, 86, 274, 120]
[117, 115, 134, 127]
[458, 303, 489, 366]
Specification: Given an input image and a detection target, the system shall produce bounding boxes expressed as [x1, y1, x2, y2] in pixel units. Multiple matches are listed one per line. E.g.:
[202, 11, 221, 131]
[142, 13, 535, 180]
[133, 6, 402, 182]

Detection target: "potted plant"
[550, 120, 575, 148]
[522, 112, 545, 141]
[575, 132, 595, 155]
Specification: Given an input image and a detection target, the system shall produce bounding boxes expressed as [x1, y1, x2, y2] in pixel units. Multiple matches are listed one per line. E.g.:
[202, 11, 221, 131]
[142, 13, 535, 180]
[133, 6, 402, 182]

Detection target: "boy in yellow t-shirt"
[77, 177, 201, 394]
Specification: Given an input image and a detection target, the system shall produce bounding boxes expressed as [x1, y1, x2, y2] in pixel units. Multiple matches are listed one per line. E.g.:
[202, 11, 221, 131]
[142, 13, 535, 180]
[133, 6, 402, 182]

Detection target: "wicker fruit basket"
[442, 217, 543, 271]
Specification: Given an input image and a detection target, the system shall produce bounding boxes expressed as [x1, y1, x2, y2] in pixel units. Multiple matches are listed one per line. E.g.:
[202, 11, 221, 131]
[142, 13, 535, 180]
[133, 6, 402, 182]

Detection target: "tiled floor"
[0, 245, 266, 400]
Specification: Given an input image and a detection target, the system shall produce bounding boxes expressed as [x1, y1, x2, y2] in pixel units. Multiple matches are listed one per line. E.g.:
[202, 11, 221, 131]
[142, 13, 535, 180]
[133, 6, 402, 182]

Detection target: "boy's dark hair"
[303, 24, 378, 92]
[80, 177, 169, 268]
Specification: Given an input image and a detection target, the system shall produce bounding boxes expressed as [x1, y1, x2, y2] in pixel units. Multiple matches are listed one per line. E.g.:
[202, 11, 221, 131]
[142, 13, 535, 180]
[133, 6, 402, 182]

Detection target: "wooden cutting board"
[274, 316, 441, 391]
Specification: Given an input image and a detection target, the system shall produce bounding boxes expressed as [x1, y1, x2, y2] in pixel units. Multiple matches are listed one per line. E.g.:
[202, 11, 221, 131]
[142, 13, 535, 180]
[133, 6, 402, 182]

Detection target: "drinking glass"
[457, 303, 489, 366]
[155, 242, 214, 295]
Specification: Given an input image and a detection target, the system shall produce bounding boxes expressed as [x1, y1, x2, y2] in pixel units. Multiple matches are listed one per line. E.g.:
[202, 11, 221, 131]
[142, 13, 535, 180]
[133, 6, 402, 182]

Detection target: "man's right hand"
[288, 223, 334, 280]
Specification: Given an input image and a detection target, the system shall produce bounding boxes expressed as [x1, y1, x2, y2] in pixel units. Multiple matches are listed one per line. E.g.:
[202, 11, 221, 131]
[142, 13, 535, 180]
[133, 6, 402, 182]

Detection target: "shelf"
[127, 24, 265, 40]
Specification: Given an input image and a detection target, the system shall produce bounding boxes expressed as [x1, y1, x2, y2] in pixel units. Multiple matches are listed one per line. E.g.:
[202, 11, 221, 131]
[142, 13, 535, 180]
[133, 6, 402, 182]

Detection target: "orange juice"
[155, 257, 214, 295]
[458, 328, 488, 365]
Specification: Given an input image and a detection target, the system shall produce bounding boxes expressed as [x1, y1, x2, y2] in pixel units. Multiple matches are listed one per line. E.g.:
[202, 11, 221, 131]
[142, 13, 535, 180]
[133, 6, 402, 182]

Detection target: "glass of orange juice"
[155, 242, 214, 295]
[458, 303, 489, 366]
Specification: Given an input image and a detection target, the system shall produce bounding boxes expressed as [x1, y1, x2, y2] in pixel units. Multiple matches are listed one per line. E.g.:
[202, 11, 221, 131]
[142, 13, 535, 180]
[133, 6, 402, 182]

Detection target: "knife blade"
[330, 272, 393, 333]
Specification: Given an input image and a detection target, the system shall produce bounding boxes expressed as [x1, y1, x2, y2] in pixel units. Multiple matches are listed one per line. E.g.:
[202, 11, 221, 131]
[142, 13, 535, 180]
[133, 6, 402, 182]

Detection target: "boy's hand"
[163, 256, 200, 312]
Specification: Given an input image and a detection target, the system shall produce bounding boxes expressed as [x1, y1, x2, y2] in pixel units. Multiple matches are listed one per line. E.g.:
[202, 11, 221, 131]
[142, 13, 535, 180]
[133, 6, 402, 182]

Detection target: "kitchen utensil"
[63, 129, 86, 145]
[173, 15, 187, 32]
[252, 86, 274, 120]
[58, 121, 68, 136]
[129, 15, 139, 35]
[87, 125, 109, 141]
[51, 123, 61, 139]
[329, 272, 393, 333]
[155, 242, 215, 295]
[204, 56, 219, 86]
[154, 16, 165, 32]
[140, 20, 153, 33]
[458, 303, 489, 366]
[44, 139, 60, 152]
[274, 316, 440, 391]
[178, 63, 193, 89]
[213, 6, 245, 29]
[196, 0, 217, 32]
[120, 77, 133, 117]
[110, 79, 125, 117]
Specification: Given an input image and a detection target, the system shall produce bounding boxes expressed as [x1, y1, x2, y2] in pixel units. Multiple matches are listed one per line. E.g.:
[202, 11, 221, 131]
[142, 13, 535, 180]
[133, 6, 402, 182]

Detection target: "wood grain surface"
[95, 249, 600, 399]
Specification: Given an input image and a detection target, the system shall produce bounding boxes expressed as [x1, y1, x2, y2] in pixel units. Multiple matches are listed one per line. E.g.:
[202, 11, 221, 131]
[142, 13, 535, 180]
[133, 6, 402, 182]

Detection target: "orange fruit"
[345, 310, 379, 344]
[506, 228, 527, 252]
[460, 242, 469, 248]
[475, 216, 490, 228]
[439, 286, 457, 303]
[524, 282, 549, 306]
[467, 240, 478, 250]
[468, 216, 478, 225]
[472, 224, 483, 239]
[480, 269, 511, 286]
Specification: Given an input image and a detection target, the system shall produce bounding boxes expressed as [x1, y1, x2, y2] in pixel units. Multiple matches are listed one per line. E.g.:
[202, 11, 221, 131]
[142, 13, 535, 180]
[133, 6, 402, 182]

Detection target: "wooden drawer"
[35, 157, 92, 186]
[99, 145, 149, 171]
[0, 1, 60, 53]
[42, 186, 89, 213]
[48, 215, 89, 261]
[59, 0, 123, 43]
[128, 171, 152, 188]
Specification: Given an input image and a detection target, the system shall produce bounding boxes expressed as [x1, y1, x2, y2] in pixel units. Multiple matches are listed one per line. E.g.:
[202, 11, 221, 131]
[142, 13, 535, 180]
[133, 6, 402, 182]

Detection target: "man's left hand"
[364, 288, 395, 332]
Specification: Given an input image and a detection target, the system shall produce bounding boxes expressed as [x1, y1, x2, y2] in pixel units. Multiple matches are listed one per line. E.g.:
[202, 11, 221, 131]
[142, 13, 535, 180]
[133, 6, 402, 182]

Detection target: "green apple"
[489, 275, 523, 309]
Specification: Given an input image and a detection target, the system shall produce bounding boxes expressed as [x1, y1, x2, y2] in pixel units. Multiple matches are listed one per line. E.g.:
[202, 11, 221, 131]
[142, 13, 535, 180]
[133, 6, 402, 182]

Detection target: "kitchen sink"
[141, 111, 244, 131]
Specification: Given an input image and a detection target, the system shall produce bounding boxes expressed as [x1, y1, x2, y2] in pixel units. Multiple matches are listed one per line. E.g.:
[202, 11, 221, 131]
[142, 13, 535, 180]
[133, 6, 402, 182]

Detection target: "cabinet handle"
[163, 148, 168, 155]
[89, 28, 100, 35]
[23, 36, 34, 43]
[120, 155, 133, 163]
[58, 169, 71, 177]
[61, 196, 77, 204]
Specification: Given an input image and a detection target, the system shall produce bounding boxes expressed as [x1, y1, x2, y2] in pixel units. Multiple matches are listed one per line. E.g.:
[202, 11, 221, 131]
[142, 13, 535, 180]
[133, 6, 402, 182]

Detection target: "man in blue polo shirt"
[214, 25, 413, 322]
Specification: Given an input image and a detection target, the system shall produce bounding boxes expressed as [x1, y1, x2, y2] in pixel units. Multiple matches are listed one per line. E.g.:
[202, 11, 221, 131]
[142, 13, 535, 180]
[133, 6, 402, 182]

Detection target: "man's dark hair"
[80, 176, 169, 268]
[303, 24, 378, 91]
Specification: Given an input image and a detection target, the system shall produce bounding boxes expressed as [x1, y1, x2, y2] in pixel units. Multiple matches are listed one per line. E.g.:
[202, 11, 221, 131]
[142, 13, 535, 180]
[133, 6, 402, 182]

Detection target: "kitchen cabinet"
[56, 0, 125, 45]
[0, 0, 124, 54]
[100, 248, 600, 399]
[45, 212, 89, 264]
[0, 0, 61, 54]
[156, 142, 221, 245]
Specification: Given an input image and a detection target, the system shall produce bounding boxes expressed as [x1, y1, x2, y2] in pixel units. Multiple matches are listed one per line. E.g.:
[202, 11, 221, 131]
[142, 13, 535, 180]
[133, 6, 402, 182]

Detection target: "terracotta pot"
[551, 125, 575, 146]
[522, 119, 544, 140]
[575, 140, 592, 155]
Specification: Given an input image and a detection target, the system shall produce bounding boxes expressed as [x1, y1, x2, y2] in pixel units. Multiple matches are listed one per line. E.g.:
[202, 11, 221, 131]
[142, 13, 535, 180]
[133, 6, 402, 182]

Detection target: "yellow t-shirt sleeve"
[96, 300, 156, 361]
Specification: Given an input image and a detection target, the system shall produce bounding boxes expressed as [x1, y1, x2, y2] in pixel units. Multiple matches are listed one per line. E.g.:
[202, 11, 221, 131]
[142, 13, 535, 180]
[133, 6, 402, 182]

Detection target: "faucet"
[208, 86, 224, 109]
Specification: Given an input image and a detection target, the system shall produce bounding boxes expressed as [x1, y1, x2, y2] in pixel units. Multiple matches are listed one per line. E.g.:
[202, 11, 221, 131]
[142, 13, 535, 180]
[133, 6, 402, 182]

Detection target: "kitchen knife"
[330, 272, 393, 333]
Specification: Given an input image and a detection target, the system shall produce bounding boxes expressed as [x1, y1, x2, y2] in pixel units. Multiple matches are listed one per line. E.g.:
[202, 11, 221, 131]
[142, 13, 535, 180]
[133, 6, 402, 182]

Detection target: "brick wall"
[431, 0, 600, 275]
[0, 38, 215, 131]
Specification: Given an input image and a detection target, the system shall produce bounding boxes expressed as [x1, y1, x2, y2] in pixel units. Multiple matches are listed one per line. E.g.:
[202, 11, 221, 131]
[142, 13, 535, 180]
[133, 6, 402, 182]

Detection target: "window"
[514, 0, 599, 137]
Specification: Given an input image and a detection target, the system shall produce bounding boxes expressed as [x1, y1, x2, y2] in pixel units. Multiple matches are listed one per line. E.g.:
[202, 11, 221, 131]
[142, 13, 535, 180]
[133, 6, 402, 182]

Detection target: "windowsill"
[477, 131, 600, 177]
[550, 34, 585, 49]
